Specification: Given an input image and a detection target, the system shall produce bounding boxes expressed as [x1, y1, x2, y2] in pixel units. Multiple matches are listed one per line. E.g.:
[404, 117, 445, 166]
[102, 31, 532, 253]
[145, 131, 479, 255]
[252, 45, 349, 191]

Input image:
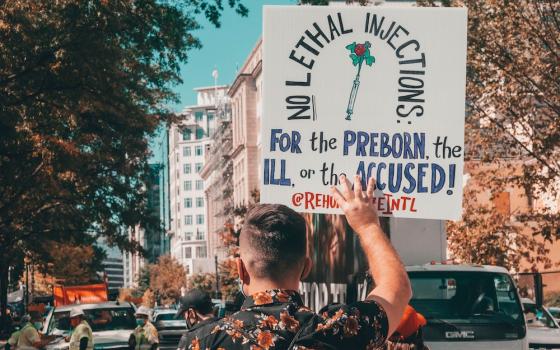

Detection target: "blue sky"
[150, 0, 294, 163]
[172, 0, 294, 110]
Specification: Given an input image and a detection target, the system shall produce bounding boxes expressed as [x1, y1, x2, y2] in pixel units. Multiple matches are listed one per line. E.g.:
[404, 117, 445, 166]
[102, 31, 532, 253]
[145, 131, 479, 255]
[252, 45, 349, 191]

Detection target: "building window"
[196, 128, 205, 140]
[184, 247, 192, 259]
[196, 215, 204, 225]
[195, 180, 203, 190]
[184, 181, 192, 191]
[195, 111, 204, 122]
[207, 113, 214, 122]
[184, 198, 192, 208]
[182, 129, 191, 141]
[195, 145, 203, 156]
[196, 246, 207, 258]
[185, 264, 190, 274]
[184, 215, 193, 225]
[184, 232, 192, 241]
[195, 163, 203, 173]
[183, 164, 191, 174]
[196, 230, 205, 241]
[196, 197, 204, 208]
[183, 146, 191, 157]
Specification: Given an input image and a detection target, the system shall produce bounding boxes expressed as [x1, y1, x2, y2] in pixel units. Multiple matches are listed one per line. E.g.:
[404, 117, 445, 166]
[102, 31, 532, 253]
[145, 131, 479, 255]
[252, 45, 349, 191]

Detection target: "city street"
[0, 0, 558, 350]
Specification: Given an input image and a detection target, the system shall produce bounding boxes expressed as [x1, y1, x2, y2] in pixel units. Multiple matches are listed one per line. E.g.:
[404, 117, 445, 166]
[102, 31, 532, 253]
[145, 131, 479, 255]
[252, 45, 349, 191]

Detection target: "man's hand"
[331, 174, 412, 337]
[330, 175, 379, 234]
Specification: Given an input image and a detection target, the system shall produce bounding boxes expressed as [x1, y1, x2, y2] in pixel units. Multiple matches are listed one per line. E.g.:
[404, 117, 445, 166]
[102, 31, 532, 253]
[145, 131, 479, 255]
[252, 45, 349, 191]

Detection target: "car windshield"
[524, 303, 558, 329]
[50, 307, 136, 334]
[155, 313, 178, 322]
[409, 271, 524, 327]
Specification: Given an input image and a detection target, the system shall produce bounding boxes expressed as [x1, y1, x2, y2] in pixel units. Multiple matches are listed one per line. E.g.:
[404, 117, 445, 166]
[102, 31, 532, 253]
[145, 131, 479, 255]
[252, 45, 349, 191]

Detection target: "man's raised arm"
[331, 175, 412, 336]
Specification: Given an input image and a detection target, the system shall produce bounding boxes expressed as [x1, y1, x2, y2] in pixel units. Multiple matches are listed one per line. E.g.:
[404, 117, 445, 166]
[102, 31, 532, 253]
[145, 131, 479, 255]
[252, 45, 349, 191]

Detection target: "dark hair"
[240, 204, 307, 280]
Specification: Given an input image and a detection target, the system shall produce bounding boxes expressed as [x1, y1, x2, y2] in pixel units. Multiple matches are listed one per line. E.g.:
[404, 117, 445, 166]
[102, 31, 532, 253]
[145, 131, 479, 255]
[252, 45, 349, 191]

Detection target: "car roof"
[54, 301, 135, 313]
[406, 263, 510, 274]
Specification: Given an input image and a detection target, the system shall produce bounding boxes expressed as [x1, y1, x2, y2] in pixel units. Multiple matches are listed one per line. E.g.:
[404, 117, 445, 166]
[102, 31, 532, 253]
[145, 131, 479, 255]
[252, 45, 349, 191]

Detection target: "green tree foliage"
[135, 265, 152, 297]
[0, 0, 247, 329]
[188, 273, 216, 296]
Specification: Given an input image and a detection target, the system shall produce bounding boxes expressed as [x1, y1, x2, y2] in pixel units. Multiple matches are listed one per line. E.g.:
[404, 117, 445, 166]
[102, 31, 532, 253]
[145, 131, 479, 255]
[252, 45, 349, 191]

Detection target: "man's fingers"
[340, 174, 354, 199]
[353, 175, 363, 198]
[366, 177, 376, 198]
[330, 186, 347, 206]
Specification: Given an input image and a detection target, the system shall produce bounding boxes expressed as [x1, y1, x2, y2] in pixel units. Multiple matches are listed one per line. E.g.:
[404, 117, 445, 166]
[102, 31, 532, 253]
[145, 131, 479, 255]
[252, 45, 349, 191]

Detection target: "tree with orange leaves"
[415, 0, 559, 270]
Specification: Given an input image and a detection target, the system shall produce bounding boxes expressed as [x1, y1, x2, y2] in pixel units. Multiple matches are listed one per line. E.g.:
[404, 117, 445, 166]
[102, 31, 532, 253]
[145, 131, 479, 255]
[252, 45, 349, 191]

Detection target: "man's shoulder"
[21, 325, 38, 336]
[181, 318, 226, 350]
[76, 322, 92, 332]
[185, 317, 224, 338]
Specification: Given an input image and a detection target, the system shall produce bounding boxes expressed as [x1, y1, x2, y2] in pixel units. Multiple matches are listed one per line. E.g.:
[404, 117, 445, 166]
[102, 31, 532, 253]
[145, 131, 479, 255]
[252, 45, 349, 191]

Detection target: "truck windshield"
[409, 271, 526, 341]
[50, 307, 136, 334]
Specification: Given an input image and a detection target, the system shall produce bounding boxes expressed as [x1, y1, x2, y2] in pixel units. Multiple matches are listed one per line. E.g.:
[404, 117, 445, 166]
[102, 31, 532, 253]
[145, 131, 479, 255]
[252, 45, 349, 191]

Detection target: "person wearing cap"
[66, 308, 93, 350]
[16, 311, 55, 350]
[129, 306, 158, 350]
[6, 314, 27, 350]
[175, 289, 218, 350]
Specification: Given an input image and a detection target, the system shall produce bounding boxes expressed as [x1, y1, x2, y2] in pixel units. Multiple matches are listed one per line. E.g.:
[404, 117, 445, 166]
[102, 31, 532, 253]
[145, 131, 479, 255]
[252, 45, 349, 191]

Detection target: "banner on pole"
[261, 6, 467, 220]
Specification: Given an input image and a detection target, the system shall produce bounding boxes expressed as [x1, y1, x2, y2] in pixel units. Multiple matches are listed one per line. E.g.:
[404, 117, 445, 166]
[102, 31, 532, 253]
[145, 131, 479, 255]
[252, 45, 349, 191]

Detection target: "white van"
[407, 263, 528, 350]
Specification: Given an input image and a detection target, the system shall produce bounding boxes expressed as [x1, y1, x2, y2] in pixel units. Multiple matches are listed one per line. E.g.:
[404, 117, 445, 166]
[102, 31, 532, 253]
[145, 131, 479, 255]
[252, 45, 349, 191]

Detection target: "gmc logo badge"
[445, 331, 475, 339]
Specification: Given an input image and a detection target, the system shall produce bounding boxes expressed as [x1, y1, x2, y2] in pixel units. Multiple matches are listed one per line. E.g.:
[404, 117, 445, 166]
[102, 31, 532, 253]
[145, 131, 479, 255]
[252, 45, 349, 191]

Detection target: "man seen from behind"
[182, 175, 412, 349]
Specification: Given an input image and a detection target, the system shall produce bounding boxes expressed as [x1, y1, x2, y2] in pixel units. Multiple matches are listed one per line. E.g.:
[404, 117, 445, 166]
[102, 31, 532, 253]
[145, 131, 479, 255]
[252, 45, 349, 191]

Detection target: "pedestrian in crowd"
[175, 289, 219, 350]
[16, 311, 54, 350]
[181, 175, 412, 349]
[129, 306, 159, 350]
[66, 308, 93, 350]
[385, 305, 429, 350]
[5, 315, 28, 350]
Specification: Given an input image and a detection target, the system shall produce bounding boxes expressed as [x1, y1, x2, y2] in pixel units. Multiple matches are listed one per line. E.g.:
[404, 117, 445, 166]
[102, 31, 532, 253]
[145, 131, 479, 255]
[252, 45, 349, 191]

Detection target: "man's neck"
[245, 279, 300, 295]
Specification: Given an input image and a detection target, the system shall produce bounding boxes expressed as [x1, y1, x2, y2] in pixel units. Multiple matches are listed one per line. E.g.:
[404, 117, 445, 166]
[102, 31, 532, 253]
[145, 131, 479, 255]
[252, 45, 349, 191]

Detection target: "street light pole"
[24, 263, 29, 313]
[214, 255, 221, 299]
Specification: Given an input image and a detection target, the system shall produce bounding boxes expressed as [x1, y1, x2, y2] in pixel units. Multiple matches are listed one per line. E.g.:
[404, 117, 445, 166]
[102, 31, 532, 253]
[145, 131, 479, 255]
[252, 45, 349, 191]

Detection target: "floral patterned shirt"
[182, 289, 388, 350]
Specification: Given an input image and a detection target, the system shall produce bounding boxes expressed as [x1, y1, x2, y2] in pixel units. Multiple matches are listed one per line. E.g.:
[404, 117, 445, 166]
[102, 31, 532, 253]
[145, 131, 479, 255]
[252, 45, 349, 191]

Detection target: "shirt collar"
[241, 289, 303, 309]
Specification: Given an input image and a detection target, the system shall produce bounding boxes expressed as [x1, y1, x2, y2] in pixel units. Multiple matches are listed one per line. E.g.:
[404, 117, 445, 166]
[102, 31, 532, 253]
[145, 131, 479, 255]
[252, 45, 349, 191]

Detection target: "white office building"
[169, 85, 229, 276]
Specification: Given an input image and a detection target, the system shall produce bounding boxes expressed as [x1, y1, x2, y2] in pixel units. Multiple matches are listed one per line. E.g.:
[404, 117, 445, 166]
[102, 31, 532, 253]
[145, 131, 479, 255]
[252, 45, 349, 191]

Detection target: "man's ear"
[236, 257, 250, 284]
[301, 256, 313, 280]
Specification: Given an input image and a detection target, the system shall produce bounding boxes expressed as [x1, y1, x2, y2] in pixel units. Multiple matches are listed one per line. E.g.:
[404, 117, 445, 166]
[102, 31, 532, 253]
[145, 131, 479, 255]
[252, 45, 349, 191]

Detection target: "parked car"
[43, 301, 137, 350]
[153, 309, 186, 350]
[548, 307, 560, 324]
[522, 298, 560, 350]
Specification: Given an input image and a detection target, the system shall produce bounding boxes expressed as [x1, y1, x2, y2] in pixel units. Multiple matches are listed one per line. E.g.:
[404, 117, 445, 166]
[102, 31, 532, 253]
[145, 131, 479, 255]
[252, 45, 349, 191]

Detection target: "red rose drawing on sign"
[345, 41, 375, 120]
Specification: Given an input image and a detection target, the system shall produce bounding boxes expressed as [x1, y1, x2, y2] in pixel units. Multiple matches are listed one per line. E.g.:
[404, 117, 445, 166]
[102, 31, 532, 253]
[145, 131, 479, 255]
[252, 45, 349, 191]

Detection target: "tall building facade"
[169, 86, 229, 276]
[123, 133, 171, 288]
[96, 238, 125, 290]
[200, 96, 232, 261]
[229, 40, 263, 208]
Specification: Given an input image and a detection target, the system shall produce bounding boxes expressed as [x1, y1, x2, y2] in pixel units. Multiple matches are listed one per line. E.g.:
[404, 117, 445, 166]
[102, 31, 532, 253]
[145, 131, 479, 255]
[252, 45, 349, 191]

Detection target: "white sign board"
[261, 6, 467, 220]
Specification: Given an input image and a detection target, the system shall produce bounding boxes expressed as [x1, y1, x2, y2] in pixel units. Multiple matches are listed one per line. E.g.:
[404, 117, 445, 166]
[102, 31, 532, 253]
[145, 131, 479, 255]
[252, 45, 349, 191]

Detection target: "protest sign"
[261, 5, 467, 220]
